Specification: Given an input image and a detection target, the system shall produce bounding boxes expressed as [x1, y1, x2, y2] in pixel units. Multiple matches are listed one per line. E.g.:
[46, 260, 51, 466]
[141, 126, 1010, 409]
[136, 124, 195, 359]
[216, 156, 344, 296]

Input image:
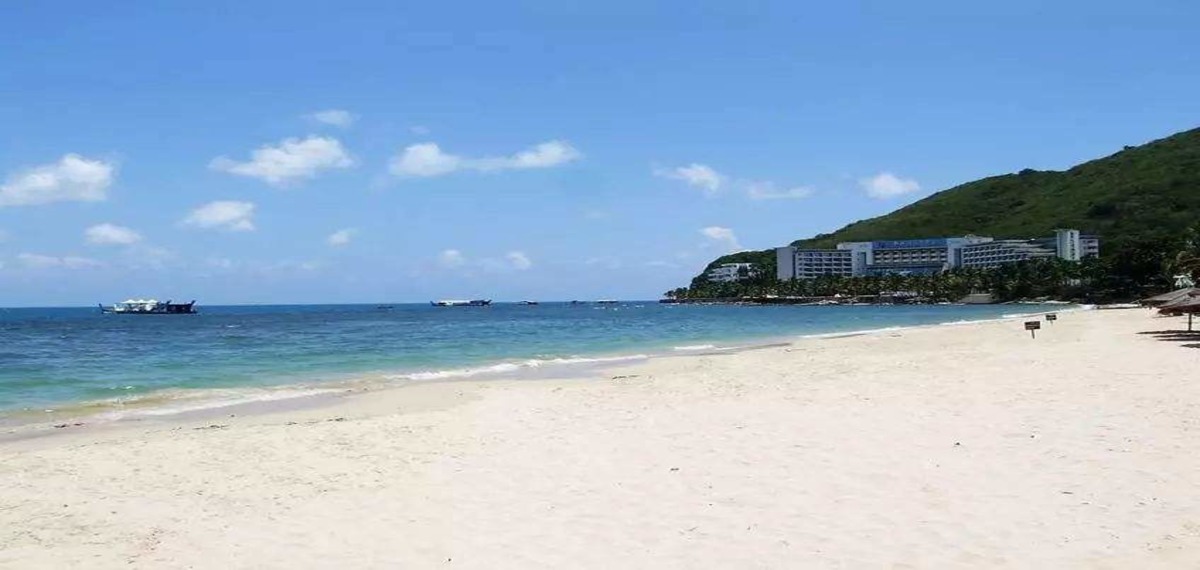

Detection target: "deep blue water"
[0, 302, 1063, 415]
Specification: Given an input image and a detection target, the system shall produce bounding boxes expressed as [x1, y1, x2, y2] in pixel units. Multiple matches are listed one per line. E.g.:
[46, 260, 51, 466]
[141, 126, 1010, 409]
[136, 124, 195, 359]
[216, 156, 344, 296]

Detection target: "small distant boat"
[596, 299, 619, 304]
[376, 305, 396, 310]
[100, 299, 197, 315]
[431, 299, 491, 307]
[517, 301, 539, 306]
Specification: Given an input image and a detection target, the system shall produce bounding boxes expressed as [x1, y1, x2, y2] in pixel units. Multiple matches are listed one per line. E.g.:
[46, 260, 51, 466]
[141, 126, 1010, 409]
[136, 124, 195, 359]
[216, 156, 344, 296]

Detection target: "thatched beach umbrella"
[1159, 296, 1200, 331]
[1158, 293, 1200, 313]
[1141, 287, 1198, 307]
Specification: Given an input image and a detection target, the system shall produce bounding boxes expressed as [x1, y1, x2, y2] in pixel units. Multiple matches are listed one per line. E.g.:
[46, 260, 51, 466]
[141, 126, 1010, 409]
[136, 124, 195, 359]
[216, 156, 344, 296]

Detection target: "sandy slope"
[2, 309, 1199, 569]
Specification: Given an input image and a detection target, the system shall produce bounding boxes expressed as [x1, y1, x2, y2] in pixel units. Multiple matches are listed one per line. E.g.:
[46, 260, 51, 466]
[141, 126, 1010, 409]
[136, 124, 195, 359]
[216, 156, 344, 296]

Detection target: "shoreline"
[3, 307, 1199, 567]
[0, 305, 1087, 440]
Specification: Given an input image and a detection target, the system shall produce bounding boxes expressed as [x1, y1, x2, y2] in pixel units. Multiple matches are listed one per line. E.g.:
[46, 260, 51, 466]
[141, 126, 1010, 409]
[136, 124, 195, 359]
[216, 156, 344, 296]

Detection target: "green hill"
[695, 126, 1200, 284]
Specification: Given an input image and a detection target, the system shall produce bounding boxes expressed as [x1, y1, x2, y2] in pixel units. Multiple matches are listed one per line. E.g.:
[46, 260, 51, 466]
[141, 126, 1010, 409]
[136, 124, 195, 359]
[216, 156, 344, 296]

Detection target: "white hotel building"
[706, 263, 758, 283]
[777, 229, 1099, 280]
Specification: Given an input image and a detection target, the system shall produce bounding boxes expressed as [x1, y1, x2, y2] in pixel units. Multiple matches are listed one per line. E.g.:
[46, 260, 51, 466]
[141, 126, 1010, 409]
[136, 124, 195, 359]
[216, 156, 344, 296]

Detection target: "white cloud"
[861, 172, 921, 199]
[655, 163, 724, 195]
[306, 109, 356, 128]
[495, 141, 580, 170]
[85, 223, 142, 245]
[206, 257, 235, 269]
[389, 140, 581, 178]
[438, 249, 466, 268]
[746, 181, 814, 201]
[182, 201, 256, 232]
[210, 136, 354, 185]
[700, 226, 741, 252]
[327, 228, 356, 246]
[17, 253, 103, 269]
[506, 251, 532, 270]
[0, 154, 115, 207]
[390, 143, 463, 177]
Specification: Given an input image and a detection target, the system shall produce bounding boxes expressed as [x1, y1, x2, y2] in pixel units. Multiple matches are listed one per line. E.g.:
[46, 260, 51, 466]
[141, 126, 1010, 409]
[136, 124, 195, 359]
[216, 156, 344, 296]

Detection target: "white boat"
[431, 299, 491, 307]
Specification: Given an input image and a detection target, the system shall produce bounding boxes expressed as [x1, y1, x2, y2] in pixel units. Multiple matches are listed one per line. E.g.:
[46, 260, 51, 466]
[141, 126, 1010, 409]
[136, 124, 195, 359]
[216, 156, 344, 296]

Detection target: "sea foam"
[383, 354, 651, 382]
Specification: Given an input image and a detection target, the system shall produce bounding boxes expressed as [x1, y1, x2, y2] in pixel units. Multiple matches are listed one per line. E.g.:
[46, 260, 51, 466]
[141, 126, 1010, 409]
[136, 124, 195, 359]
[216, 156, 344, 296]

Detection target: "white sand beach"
[2, 308, 1199, 569]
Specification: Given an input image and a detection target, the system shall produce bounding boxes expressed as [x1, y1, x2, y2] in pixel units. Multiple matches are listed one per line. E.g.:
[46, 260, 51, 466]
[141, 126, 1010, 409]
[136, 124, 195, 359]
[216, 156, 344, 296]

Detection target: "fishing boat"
[596, 299, 620, 305]
[100, 299, 197, 315]
[431, 299, 491, 307]
[517, 300, 539, 305]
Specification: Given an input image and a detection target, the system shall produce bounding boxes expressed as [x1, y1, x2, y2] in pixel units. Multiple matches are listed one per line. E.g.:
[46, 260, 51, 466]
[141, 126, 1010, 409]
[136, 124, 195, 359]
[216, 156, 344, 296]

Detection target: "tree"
[670, 223, 1200, 303]
[1170, 222, 1200, 282]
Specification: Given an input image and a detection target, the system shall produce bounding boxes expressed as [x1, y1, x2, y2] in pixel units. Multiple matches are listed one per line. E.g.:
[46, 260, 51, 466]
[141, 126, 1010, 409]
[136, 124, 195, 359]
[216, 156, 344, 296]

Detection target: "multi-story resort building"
[959, 240, 1057, 269]
[706, 262, 758, 283]
[1080, 235, 1100, 258]
[777, 229, 1099, 280]
[789, 249, 854, 280]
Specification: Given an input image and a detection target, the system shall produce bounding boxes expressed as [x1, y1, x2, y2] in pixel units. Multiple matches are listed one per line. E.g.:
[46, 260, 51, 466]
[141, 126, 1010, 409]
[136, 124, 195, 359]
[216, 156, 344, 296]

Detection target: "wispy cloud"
[182, 201, 256, 232]
[505, 251, 532, 270]
[306, 109, 356, 128]
[120, 245, 175, 270]
[327, 228, 356, 247]
[861, 172, 920, 199]
[438, 249, 466, 268]
[654, 163, 724, 195]
[700, 226, 741, 252]
[435, 249, 534, 273]
[85, 223, 142, 245]
[210, 136, 354, 185]
[585, 256, 622, 270]
[389, 140, 581, 178]
[0, 155, 115, 207]
[745, 181, 814, 201]
[17, 253, 103, 269]
[655, 163, 819, 203]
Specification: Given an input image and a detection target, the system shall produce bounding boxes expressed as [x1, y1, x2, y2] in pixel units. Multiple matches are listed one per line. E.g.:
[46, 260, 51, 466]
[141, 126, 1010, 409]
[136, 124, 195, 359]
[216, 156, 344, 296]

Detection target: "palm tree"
[1171, 223, 1200, 283]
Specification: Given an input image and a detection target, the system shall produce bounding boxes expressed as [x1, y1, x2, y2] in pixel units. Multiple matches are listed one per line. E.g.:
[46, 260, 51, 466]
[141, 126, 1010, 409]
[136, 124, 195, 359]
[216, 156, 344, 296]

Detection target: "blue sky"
[1, 1, 1196, 305]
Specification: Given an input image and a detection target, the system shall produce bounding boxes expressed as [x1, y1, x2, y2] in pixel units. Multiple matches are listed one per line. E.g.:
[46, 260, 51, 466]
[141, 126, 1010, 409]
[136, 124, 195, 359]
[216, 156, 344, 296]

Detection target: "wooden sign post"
[1025, 321, 1041, 339]
[1046, 313, 1058, 325]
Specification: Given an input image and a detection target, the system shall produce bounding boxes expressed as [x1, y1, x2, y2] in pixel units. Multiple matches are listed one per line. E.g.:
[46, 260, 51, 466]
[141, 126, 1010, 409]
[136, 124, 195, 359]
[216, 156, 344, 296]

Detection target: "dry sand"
[2, 308, 1199, 569]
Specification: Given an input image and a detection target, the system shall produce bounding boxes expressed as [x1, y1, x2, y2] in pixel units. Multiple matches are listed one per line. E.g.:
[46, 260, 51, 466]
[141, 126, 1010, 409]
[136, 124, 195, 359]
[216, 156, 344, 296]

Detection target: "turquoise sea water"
[0, 302, 1067, 418]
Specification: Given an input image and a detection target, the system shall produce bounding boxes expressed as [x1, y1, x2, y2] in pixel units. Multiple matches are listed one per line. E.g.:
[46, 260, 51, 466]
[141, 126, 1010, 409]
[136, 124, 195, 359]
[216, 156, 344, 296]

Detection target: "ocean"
[0, 302, 1069, 421]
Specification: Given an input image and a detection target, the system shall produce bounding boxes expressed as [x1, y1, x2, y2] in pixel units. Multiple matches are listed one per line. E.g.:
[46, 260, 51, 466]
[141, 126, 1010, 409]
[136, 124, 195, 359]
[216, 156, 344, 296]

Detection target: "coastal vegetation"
[682, 127, 1200, 303]
[667, 255, 1168, 304]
